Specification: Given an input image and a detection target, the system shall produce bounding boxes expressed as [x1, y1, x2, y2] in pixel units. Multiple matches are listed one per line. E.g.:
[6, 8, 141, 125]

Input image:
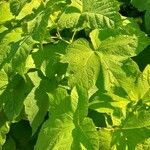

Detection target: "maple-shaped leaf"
[57, 0, 121, 29]
[61, 24, 150, 91]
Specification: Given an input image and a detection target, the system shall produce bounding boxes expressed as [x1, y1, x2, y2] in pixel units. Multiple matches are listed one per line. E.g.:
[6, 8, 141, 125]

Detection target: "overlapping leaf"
[57, 0, 121, 29]
[1, 74, 33, 121]
[32, 41, 67, 78]
[89, 65, 150, 149]
[131, 0, 150, 32]
[61, 23, 150, 91]
[89, 65, 150, 126]
[24, 71, 54, 134]
[128, 65, 150, 102]
[9, 0, 30, 16]
[0, 0, 150, 149]
[35, 86, 99, 150]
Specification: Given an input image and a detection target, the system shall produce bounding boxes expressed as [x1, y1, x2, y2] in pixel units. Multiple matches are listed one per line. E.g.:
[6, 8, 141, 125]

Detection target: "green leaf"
[0, 33, 34, 75]
[112, 128, 150, 150]
[61, 23, 150, 90]
[145, 10, 150, 32]
[28, 0, 71, 42]
[123, 109, 150, 129]
[131, 0, 150, 11]
[10, 0, 30, 16]
[9, 37, 35, 74]
[0, 2, 14, 24]
[72, 118, 99, 150]
[15, 0, 43, 20]
[35, 115, 74, 150]
[89, 91, 129, 126]
[24, 72, 50, 134]
[2, 135, 16, 150]
[0, 26, 35, 74]
[57, 0, 121, 29]
[32, 41, 67, 78]
[90, 20, 150, 56]
[31, 10, 51, 42]
[135, 138, 150, 150]
[24, 72, 41, 134]
[27, 2, 52, 42]
[0, 112, 10, 149]
[125, 128, 150, 149]
[0, 70, 8, 96]
[34, 88, 75, 150]
[0, 123, 9, 149]
[71, 86, 88, 124]
[90, 68, 150, 129]
[61, 38, 100, 89]
[98, 128, 113, 150]
[120, 65, 150, 129]
[0, 28, 22, 70]
[61, 36, 140, 91]
[2, 74, 33, 121]
[1, 0, 150, 148]
[35, 87, 99, 150]
[57, 0, 81, 29]
[89, 92, 128, 113]
[128, 65, 150, 102]
[72, 86, 99, 150]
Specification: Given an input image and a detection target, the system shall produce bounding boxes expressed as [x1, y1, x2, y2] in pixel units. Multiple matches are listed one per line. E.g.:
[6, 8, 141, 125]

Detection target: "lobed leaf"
[57, 0, 121, 29]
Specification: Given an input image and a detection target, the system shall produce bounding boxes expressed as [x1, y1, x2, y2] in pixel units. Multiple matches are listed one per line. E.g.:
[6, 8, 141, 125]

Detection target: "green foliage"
[131, 0, 150, 32]
[0, 0, 150, 149]
[57, 0, 121, 29]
